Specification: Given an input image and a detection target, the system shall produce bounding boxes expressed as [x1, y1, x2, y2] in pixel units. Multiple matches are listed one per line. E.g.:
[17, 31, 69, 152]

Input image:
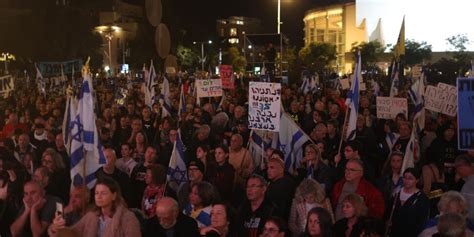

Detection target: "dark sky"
[144, 0, 345, 47]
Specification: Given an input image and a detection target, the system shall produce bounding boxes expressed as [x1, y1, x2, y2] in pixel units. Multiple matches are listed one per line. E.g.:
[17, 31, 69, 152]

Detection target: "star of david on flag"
[167, 129, 188, 191]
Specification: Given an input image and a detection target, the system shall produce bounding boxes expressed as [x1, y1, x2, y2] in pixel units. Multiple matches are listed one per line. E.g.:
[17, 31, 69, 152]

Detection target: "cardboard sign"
[0, 75, 14, 94]
[376, 96, 408, 119]
[424, 83, 457, 116]
[38, 59, 82, 77]
[248, 82, 281, 131]
[196, 79, 223, 98]
[219, 65, 234, 89]
[457, 77, 474, 150]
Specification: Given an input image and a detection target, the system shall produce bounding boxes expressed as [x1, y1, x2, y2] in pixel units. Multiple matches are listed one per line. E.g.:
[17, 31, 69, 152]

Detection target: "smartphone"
[56, 202, 63, 216]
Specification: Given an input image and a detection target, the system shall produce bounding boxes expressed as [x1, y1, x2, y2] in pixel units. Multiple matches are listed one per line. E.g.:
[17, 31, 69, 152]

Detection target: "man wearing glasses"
[332, 159, 384, 221]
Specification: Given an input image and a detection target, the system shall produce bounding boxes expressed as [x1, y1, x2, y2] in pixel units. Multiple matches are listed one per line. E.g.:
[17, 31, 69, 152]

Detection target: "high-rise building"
[303, 1, 367, 73]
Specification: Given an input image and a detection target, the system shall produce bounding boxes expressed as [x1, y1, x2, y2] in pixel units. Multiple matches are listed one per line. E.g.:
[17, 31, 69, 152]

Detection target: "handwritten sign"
[248, 82, 281, 131]
[196, 79, 223, 98]
[0, 75, 14, 94]
[376, 97, 408, 119]
[457, 77, 474, 150]
[340, 78, 350, 90]
[424, 83, 457, 116]
[219, 65, 234, 89]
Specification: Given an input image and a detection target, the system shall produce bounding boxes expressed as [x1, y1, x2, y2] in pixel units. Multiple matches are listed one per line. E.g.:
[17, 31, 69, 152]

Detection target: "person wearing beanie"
[177, 160, 206, 210]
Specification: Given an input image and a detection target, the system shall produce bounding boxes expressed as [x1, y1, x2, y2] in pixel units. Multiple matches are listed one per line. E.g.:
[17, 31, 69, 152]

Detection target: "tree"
[222, 47, 246, 73]
[446, 34, 472, 75]
[176, 45, 197, 70]
[298, 42, 336, 73]
[350, 41, 385, 69]
[405, 39, 432, 66]
[127, 24, 161, 71]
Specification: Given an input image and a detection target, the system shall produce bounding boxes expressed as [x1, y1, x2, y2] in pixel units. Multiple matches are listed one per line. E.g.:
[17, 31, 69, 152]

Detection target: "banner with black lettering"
[38, 59, 82, 77]
[0, 75, 14, 95]
[248, 82, 281, 131]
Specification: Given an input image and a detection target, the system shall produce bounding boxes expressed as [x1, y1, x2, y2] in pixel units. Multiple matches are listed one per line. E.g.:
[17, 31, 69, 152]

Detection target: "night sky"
[129, 0, 350, 47]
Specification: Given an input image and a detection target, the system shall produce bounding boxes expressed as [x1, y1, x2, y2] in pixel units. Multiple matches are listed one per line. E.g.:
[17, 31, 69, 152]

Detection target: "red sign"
[219, 65, 234, 89]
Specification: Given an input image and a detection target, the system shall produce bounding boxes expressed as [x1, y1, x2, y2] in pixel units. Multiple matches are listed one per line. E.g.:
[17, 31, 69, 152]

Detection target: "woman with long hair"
[142, 164, 167, 219]
[132, 130, 148, 162]
[377, 152, 404, 214]
[196, 144, 211, 171]
[206, 145, 235, 203]
[183, 181, 218, 228]
[289, 179, 334, 237]
[334, 194, 367, 237]
[41, 148, 70, 203]
[387, 168, 430, 237]
[200, 202, 237, 237]
[299, 207, 333, 237]
[49, 177, 141, 237]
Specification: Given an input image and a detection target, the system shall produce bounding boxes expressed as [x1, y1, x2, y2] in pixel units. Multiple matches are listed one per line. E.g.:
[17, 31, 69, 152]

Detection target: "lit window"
[230, 28, 237, 37]
[228, 38, 239, 44]
[236, 20, 244, 25]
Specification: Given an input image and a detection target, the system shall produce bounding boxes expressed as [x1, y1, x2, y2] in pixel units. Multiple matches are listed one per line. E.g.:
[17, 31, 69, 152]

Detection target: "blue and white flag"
[144, 61, 156, 108]
[408, 70, 425, 132]
[62, 95, 77, 156]
[248, 130, 278, 168]
[178, 84, 186, 117]
[35, 65, 46, 96]
[69, 69, 106, 188]
[385, 132, 400, 151]
[278, 113, 312, 174]
[401, 126, 418, 175]
[345, 53, 361, 141]
[167, 129, 188, 192]
[389, 60, 400, 97]
[160, 75, 172, 118]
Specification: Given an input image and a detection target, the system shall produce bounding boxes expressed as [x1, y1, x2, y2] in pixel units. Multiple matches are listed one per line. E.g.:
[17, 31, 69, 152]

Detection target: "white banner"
[196, 79, 223, 98]
[376, 96, 408, 119]
[248, 82, 281, 131]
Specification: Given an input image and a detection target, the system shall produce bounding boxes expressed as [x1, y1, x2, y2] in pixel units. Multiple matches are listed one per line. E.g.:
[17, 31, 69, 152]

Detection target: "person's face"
[403, 172, 417, 189]
[188, 166, 203, 182]
[266, 161, 283, 181]
[131, 120, 141, 132]
[342, 201, 356, 218]
[307, 213, 321, 236]
[156, 205, 177, 229]
[230, 136, 242, 150]
[345, 162, 363, 182]
[144, 147, 157, 163]
[41, 154, 55, 172]
[135, 133, 145, 143]
[19, 135, 28, 148]
[69, 189, 85, 211]
[246, 178, 266, 202]
[356, 117, 365, 129]
[55, 134, 64, 148]
[304, 147, 318, 161]
[444, 128, 455, 141]
[399, 124, 411, 138]
[23, 183, 43, 207]
[455, 163, 471, 178]
[169, 130, 178, 143]
[121, 145, 131, 158]
[446, 201, 463, 214]
[104, 149, 116, 166]
[304, 193, 317, 204]
[142, 108, 151, 118]
[234, 107, 244, 118]
[196, 147, 207, 160]
[262, 221, 283, 237]
[290, 101, 298, 112]
[390, 155, 403, 170]
[94, 184, 116, 208]
[145, 169, 153, 185]
[344, 146, 357, 160]
[120, 117, 128, 127]
[211, 204, 228, 229]
[33, 170, 48, 185]
[189, 186, 202, 207]
[327, 124, 336, 134]
[214, 148, 227, 165]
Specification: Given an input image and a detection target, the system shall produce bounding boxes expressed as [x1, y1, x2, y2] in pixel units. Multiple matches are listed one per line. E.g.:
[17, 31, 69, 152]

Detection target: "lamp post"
[1, 53, 9, 74]
[277, 0, 281, 34]
[95, 25, 122, 75]
[194, 40, 212, 71]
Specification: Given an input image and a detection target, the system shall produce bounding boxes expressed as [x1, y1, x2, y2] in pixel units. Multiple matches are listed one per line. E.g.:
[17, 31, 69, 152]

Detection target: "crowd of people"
[0, 72, 473, 237]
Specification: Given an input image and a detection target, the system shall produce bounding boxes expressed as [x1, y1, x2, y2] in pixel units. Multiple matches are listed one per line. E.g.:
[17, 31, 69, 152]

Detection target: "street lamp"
[277, 0, 281, 34]
[95, 25, 122, 75]
[193, 40, 212, 71]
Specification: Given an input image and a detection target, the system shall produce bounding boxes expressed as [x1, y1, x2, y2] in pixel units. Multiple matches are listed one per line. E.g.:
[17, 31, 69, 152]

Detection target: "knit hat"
[188, 160, 205, 174]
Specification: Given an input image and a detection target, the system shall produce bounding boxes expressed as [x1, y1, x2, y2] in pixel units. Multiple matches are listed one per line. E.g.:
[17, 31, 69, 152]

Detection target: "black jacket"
[144, 213, 199, 237]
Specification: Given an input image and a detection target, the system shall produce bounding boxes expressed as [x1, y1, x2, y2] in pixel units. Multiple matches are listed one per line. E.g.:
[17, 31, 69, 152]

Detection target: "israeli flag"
[278, 113, 312, 174]
[167, 129, 188, 192]
[144, 61, 157, 108]
[408, 70, 425, 132]
[62, 96, 77, 156]
[35, 66, 46, 96]
[70, 72, 106, 188]
[178, 84, 186, 117]
[345, 53, 361, 141]
[389, 60, 399, 97]
[160, 75, 172, 118]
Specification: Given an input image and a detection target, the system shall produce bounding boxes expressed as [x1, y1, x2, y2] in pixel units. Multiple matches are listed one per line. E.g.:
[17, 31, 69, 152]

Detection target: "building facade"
[303, 1, 367, 73]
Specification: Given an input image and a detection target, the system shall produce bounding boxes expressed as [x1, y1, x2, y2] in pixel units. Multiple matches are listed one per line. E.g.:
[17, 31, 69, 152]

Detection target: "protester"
[199, 202, 236, 237]
[454, 154, 474, 222]
[183, 181, 218, 228]
[299, 207, 333, 237]
[259, 216, 288, 237]
[334, 193, 367, 237]
[206, 144, 235, 203]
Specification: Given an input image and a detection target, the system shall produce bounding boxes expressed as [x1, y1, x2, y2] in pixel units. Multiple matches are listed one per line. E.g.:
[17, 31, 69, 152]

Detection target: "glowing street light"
[95, 25, 122, 75]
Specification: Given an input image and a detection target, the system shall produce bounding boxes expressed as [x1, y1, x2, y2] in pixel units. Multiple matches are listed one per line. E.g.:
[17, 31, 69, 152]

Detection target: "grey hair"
[293, 178, 326, 204]
[438, 191, 468, 217]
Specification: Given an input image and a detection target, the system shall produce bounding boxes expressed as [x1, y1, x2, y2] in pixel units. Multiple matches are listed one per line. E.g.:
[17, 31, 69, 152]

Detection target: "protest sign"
[424, 83, 457, 116]
[196, 79, 223, 98]
[219, 65, 234, 89]
[457, 77, 474, 150]
[38, 59, 82, 77]
[376, 96, 408, 119]
[340, 78, 350, 90]
[0, 75, 14, 94]
[248, 82, 281, 131]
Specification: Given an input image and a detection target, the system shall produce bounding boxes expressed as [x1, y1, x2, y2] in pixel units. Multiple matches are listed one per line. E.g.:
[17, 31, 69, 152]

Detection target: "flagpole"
[338, 106, 350, 154]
